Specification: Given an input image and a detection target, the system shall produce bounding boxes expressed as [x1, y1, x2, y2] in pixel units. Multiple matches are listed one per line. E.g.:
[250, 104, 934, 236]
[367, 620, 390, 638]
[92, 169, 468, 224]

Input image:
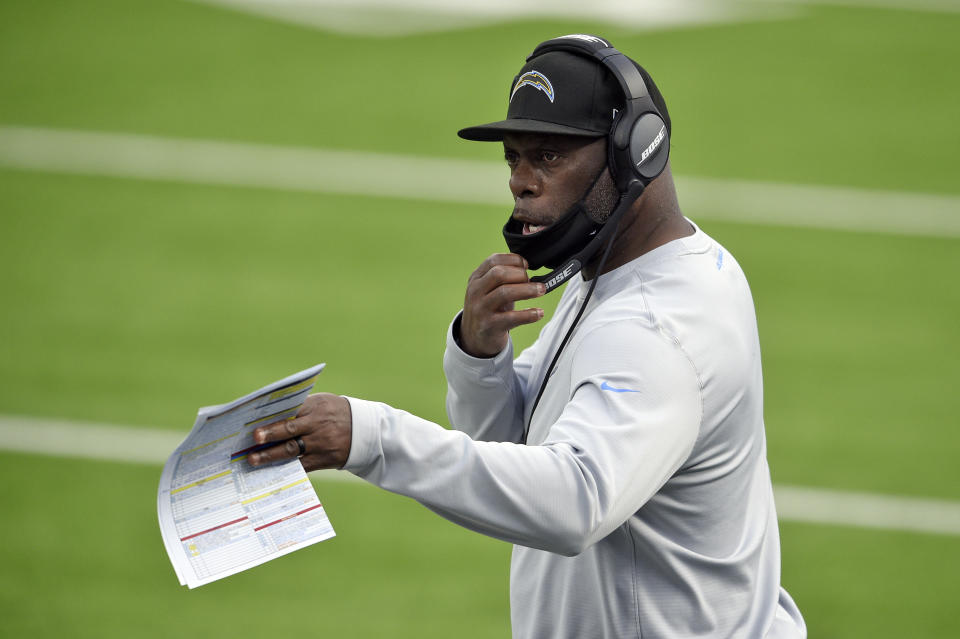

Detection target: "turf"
[1, 0, 958, 636]
[0, 169, 497, 428]
[0, 453, 511, 638]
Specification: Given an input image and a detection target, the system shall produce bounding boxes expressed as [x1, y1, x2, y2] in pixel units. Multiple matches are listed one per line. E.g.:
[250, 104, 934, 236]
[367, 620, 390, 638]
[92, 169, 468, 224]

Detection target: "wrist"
[453, 313, 498, 359]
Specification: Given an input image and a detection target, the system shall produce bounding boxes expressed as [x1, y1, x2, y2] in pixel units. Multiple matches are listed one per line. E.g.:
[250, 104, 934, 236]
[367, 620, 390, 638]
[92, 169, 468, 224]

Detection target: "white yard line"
[1, 126, 958, 238]
[2, 414, 959, 536]
[0, 415, 350, 483]
[773, 484, 960, 536]
[188, 0, 794, 38]
[187, 0, 959, 38]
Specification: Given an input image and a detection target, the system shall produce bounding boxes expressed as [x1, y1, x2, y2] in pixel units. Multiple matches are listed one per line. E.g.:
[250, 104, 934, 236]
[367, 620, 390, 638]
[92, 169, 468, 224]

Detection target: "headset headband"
[528, 37, 650, 101]
[529, 36, 660, 146]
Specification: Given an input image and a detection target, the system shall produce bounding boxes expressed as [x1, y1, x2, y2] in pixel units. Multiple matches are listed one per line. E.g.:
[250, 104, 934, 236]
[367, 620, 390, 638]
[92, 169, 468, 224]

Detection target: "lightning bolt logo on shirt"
[510, 71, 555, 103]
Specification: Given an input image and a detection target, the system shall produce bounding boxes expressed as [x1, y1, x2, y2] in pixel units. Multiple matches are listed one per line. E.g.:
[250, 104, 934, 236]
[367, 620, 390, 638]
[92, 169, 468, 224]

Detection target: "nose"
[509, 159, 540, 200]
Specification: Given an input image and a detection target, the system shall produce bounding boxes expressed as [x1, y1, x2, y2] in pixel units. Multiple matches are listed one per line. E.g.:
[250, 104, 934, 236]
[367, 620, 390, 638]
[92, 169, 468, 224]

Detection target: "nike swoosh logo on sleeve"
[600, 381, 640, 393]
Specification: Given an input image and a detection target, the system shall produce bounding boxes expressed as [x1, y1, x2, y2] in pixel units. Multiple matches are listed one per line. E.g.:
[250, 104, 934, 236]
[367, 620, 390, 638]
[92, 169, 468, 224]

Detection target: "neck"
[582, 163, 691, 280]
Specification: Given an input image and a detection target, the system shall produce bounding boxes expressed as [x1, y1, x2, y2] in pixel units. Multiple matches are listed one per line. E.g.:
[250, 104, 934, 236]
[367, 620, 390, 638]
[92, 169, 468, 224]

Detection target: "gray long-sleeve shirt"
[343, 222, 805, 638]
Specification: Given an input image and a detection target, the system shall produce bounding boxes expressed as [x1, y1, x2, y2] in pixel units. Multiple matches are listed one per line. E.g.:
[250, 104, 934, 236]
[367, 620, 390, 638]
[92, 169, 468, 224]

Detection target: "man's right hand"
[459, 253, 546, 358]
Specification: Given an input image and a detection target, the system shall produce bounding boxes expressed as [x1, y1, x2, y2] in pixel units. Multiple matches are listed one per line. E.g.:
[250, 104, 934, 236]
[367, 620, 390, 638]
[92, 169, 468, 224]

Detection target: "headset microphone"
[529, 181, 645, 293]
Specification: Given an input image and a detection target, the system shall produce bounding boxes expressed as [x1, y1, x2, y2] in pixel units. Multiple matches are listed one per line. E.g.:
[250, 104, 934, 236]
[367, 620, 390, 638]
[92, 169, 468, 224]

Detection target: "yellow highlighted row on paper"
[240, 478, 309, 505]
[267, 376, 317, 402]
[246, 409, 296, 429]
[181, 430, 241, 455]
[171, 469, 233, 495]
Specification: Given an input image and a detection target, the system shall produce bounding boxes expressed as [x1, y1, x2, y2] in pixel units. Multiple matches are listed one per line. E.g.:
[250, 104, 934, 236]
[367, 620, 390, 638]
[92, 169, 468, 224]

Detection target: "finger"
[471, 253, 529, 282]
[252, 416, 302, 445]
[469, 265, 538, 302]
[484, 307, 545, 333]
[484, 281, 546, 311]
[248, 438, 301, 466]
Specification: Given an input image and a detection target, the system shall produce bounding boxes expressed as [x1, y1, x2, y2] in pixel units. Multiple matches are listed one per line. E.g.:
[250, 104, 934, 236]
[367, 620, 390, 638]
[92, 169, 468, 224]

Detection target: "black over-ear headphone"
[521, 35, 671, 442]
[523, 34, 670, 293]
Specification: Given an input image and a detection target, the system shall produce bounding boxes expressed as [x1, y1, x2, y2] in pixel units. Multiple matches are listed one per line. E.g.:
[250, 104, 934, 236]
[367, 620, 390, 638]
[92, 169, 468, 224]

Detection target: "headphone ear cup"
[627, 113, 669, 181]
[607, 113, 638, 192]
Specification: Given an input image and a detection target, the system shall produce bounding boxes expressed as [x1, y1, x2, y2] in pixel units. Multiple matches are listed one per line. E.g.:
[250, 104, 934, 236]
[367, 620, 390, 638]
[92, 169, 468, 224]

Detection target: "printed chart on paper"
[157, 364, 335, 588]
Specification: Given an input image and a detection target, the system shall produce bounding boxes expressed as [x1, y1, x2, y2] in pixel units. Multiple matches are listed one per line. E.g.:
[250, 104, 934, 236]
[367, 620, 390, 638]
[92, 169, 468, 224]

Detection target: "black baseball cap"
[458, 46, 670, 142]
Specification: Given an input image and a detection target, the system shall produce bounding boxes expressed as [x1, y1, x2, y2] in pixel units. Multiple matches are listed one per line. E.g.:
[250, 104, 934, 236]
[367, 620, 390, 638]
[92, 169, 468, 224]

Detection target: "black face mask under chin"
[502, 203, 601, 270]
[502, 167, 608, 270]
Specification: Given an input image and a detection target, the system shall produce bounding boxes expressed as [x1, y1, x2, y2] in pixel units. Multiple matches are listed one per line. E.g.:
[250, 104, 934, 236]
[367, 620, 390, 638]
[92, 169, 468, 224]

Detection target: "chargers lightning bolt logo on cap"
[510, 71, 555, 103]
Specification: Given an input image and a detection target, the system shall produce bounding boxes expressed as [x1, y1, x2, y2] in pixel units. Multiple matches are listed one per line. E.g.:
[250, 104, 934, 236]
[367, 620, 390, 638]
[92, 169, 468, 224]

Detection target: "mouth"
[513, 209, 552, 235]
[522, 222, 550, 235]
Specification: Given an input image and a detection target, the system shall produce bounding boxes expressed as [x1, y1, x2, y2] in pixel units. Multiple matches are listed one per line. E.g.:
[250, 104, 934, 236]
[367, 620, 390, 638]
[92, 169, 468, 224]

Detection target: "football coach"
[250, 34, 807, 639]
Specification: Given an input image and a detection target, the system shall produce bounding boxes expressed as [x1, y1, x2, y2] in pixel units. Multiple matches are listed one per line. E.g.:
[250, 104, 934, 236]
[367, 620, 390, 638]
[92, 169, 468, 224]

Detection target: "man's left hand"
[248, 393, 352, 472]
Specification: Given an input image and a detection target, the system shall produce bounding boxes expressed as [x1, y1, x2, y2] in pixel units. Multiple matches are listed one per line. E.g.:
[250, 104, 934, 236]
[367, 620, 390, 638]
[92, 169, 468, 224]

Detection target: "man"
[249, 35, 806, 638]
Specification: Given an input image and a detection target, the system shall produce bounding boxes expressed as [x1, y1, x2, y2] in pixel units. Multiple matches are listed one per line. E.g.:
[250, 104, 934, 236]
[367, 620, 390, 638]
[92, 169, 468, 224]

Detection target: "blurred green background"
[1, 1, 958, 637]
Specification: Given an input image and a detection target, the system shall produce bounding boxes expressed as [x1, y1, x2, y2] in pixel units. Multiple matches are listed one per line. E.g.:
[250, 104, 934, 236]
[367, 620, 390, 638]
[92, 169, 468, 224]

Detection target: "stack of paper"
[157, 364, 336, 588]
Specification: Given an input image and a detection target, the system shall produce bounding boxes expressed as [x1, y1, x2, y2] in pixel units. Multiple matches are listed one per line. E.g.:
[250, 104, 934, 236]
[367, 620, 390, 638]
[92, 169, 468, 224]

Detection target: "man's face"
[503, 133, 612, 234]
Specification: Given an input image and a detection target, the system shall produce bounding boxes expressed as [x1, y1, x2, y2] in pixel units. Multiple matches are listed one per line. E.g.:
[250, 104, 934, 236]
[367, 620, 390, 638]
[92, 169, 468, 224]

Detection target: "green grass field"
[1, 1, 959, 637]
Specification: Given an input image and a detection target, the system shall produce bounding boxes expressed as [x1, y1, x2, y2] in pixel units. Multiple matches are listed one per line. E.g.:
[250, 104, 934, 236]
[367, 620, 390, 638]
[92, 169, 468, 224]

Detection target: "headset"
[518, 35, 671, 442]
[517, 34, 671, 293]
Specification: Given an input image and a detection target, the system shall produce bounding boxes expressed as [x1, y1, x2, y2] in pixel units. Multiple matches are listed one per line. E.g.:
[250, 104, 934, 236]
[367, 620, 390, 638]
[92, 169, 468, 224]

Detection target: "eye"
[540, 150, 559, 163]
[504, 151, 518, 168]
